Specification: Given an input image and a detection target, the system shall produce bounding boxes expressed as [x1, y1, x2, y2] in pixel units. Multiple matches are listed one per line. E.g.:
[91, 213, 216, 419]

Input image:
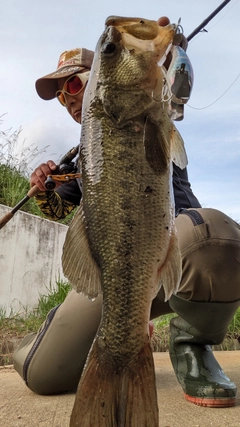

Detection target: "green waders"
[169, 294, 240, 407]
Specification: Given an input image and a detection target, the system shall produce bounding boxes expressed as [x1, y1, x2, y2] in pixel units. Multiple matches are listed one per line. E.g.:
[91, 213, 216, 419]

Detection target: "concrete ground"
[1, 351, 240, 427]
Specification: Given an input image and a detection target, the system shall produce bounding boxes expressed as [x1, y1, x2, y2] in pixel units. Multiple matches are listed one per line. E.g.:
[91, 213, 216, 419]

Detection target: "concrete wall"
[0, 204, 68, 316]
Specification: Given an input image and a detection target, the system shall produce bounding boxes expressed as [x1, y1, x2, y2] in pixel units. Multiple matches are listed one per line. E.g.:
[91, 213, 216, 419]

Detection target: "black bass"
[62, 16, 187, 427]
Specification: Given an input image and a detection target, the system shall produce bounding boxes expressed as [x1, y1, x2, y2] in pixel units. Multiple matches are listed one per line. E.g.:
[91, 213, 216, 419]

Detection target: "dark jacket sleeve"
[173, 164, 201, 215]
[55, 178, 82, 206]
[35, 179, 82, 221]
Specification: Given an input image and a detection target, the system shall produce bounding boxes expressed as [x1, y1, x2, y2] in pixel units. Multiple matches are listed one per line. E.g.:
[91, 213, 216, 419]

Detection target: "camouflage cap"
[35, 48, 94, 100]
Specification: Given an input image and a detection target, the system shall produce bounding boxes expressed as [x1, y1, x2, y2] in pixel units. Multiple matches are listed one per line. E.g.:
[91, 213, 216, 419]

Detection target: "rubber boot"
[169, 294, 240, 407]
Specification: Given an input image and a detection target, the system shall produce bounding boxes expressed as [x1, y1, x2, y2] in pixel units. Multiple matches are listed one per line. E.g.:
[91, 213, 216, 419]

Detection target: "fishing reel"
[44, 161, 79, 190]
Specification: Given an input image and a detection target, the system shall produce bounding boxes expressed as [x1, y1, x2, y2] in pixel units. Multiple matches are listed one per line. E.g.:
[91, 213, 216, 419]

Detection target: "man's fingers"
[157, 16, 170, 27]
[46, 160, 57, 171]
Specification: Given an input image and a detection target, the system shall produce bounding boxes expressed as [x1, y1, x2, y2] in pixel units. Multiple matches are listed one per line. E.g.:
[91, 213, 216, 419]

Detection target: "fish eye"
[102, 42, 116, 55]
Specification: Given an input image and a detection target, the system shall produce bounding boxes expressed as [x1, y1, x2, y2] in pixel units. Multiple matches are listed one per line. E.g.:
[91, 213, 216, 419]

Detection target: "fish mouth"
[104, 15, 176, 61]
[105, 16, 160, 40]
[105, 15, 176, 41]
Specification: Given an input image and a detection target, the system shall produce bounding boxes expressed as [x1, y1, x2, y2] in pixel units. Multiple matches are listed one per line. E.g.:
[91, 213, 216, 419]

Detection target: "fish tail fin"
[70, 337, 159, 427]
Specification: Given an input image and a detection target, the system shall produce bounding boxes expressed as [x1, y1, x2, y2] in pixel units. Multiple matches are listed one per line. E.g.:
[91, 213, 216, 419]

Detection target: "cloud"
[17, 113, 81, 172]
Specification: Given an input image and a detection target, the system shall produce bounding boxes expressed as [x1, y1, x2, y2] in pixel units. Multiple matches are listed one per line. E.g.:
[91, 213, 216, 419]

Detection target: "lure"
[166, 45, 194, 121]
[167, 45, 194, 105]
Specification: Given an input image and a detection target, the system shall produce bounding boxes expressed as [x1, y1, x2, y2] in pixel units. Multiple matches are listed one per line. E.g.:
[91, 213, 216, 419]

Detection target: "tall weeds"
[0, 117, 46, 215]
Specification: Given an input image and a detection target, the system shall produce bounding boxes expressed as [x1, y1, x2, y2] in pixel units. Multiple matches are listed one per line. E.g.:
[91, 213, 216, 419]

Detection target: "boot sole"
[184, 393, 236, 408]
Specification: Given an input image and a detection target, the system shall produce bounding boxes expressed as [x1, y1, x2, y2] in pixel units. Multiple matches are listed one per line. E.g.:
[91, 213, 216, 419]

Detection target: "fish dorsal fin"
[170, 124, 188, 169]
[62, 203, 102, 299]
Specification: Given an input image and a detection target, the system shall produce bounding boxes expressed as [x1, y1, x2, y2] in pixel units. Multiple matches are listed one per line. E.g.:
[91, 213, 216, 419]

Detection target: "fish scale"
[62, 15, 187, 427]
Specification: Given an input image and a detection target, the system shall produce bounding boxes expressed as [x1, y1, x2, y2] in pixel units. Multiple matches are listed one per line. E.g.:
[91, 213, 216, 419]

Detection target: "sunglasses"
[56, 71, 90, 106]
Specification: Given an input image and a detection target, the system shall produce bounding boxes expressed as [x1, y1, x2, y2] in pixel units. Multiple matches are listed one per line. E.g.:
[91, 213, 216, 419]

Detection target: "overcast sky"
[0, 0, 239, 220]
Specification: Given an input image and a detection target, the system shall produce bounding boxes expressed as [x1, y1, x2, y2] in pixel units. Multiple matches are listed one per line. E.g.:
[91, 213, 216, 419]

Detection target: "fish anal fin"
[70, 337, 159, 427]
[158, 229, 182, 301]
[62, 204, 101, 299]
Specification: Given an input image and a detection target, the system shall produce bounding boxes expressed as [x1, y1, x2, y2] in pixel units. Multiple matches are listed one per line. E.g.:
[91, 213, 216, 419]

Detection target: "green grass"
[37, 280, 71, 318]
[0, 279, 71, 365]
[152, 309, 240, 352]
[0, 122, 46, 217]
[0, 279, 71, 332]
[152, 314, 176, 352]
[227, 308, 240, 335]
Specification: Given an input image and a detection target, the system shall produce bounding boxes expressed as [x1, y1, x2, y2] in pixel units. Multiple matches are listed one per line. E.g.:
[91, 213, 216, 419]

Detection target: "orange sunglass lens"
[58, 93, 66, 105]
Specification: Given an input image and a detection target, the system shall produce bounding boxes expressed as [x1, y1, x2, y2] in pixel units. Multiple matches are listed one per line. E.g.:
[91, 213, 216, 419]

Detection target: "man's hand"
[157, 16, 170, 27]
[158, 15, 188, 50]
[157, 16, 188, 70]
[30, 161, 59, 191]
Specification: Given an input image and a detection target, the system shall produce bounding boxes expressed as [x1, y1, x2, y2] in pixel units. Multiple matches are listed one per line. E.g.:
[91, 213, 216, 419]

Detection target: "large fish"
[62, 16, 187, 427]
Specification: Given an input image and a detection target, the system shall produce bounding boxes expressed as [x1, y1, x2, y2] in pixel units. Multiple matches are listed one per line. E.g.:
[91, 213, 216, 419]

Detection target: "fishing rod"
[0, 144, 79, 230]
[169, 0, 232, 120]
[187, 0, 232, 41]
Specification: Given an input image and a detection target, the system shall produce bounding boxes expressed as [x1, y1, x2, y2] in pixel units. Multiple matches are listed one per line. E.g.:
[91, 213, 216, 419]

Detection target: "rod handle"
[0, 185, 40, 229]
[0, 211, 14, 230]
[27, 185, 40, 198]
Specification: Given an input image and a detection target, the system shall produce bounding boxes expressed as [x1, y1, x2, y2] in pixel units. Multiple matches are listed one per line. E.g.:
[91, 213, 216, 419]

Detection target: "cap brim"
[35, 65, 86, 100]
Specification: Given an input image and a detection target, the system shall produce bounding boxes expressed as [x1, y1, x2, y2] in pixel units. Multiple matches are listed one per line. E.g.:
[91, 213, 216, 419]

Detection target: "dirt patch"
[0, 316, 42, 366]
[0, 335, 23, 365]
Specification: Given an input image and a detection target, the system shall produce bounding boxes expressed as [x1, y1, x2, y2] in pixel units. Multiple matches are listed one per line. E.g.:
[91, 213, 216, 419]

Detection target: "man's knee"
[13, 291, 103, 395]
[175, 208, 240, 302]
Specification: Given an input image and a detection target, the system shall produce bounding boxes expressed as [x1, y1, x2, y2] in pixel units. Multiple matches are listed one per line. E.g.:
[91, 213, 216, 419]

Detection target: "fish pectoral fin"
[70, 337, 158, 427]
[158, 229, 182, 301]
[170, 124, 188, 169]
[144, 116, 170, 174]
[62, 203, 101, 299]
